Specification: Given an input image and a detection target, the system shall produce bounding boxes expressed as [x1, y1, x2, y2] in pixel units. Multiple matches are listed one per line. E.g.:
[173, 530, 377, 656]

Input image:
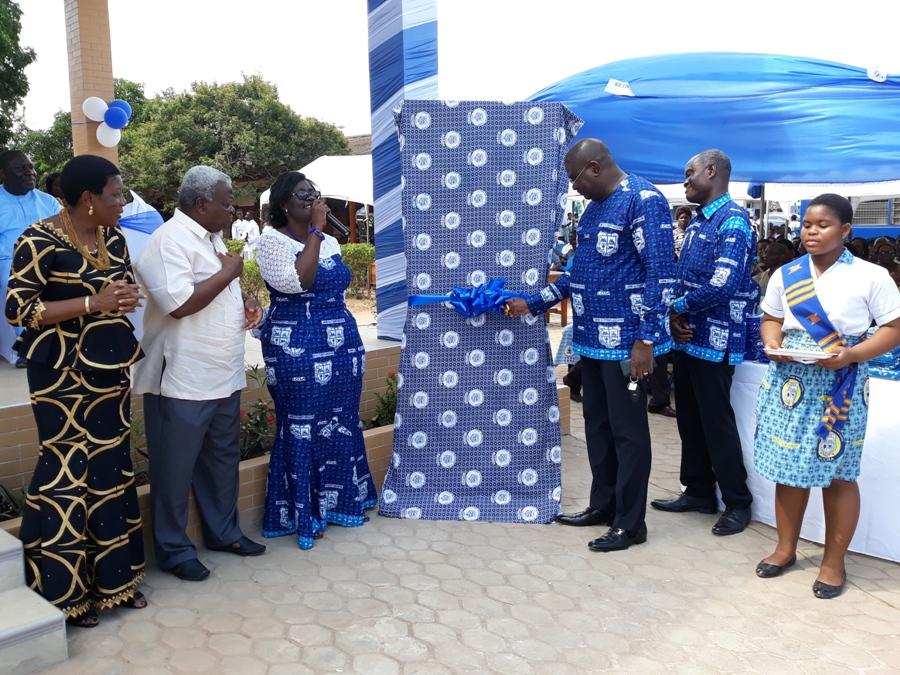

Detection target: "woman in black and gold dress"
[5, 155, 146, 627]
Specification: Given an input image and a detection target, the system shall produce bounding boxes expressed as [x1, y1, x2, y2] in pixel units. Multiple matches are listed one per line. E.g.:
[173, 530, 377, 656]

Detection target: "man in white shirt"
[134, 166, 265, 581]
[232, 209, 261, 259]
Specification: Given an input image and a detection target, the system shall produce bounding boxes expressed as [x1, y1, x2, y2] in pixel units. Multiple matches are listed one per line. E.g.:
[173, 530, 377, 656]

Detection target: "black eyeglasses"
[293, 190, 321, 202]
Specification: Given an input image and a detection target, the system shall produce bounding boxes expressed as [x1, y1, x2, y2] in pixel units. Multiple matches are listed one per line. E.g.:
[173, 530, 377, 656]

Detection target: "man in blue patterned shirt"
[507, 139, 676, 552]
[651, 149, 755, 536]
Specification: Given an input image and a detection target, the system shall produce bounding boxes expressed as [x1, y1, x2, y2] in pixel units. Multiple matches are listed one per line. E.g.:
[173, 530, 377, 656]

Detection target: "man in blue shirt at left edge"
[507, 138, 676, 552]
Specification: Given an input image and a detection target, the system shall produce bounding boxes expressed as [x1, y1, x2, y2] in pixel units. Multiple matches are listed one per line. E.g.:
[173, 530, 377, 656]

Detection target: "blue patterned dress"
[256, 229, 376, 549]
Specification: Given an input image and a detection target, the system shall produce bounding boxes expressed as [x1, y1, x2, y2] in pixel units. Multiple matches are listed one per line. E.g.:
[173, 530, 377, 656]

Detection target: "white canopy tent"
[259, 155, 374, 207]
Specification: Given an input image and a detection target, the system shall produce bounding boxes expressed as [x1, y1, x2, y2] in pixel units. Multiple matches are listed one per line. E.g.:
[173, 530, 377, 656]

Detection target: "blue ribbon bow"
[408, 277, 528, 319]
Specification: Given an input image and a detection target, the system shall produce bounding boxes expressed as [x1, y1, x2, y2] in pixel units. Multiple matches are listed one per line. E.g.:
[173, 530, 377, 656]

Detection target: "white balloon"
[96, 122, 121, 147]
[82, 96, 108, 122]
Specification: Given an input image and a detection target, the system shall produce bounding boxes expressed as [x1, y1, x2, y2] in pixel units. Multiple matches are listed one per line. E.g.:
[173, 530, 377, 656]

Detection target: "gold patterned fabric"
[5, 221, 145, 618]
[21, 364, 144, 618]
[4, 221, 142, 370]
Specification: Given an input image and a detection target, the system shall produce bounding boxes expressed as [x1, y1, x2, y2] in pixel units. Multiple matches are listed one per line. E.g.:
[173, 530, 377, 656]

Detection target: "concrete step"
[0, 530, 23, 593]
[0, 586, 67, 675]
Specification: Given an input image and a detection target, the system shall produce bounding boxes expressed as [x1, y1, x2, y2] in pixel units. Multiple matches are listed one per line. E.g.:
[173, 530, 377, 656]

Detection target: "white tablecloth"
[731, 362, 900, 562]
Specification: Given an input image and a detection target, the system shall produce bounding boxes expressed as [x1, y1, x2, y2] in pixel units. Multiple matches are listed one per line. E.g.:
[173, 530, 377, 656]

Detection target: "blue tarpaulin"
[530, 52, 900, 185]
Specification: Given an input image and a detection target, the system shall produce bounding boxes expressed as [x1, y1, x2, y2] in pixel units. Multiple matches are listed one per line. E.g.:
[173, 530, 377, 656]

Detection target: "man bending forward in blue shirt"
[507, 138, 676, 552]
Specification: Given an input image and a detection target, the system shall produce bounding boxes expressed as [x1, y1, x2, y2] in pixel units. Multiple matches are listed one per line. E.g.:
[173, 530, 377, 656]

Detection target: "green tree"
[120, 75, 349, 212]
[0, 0, 36, 147]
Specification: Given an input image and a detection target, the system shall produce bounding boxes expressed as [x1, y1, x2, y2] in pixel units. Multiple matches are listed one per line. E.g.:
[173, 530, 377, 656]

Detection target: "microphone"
[325, 212, 350, 238]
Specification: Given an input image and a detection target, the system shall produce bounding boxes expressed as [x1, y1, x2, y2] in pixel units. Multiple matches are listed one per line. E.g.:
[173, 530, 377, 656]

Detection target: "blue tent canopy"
[530, 53, 900, 185]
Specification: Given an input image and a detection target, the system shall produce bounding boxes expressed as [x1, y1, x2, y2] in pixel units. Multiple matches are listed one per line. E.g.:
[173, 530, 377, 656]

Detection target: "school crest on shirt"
[709, 325, 729, 351]
[729, 300, 747, 323]
[597, 325, 621, 349]
[817, 430, 844, 462]
[320, 256, 336, 270]
[314, 360, 333, 385]
[326, 326, 345, 349]
[710, 266, 731, 287]
[596, 231, 619, 257]
[571, 292, 584, 316]
[632, 227, 646, 253]
[780, 377, 804, 409]
[629, 293, 644, 316]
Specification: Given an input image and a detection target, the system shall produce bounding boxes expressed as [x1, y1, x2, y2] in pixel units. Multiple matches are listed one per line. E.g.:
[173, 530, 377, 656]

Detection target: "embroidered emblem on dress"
[709, 325, 729, 351]
[597, 325, 622, 349]
[314, 360, 333, 385]
[265, 366, 277, 386]
[290, 423, 312, 441]
[326, 325, 345, 349]
[595, 231, 619, 256]
[710, 267, 731, 287]
[270, 325, 305, 356]
[320, 256, 336, 270]
[571, 292, 584, 316]
[279, 505, 291, 528]
[320, 490, 339, 517]
[352, 356, 358, 376]
[780, 377, 804, 409]
[729, 300, 747, 323]
[817, 430, 844, 462]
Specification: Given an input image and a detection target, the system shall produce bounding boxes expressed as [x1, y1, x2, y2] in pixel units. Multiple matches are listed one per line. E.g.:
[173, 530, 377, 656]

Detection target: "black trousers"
[580, 357, 652, 532]
[672, 351, 752, 510]
[647, 354, 671, 409]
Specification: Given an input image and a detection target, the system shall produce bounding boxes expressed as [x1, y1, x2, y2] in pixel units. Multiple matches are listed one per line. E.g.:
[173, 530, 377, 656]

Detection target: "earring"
[284, 209, 289, 214]
[88, 205, 94, 216]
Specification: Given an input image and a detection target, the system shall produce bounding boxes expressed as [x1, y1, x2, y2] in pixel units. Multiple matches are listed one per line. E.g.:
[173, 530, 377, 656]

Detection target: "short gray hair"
[177, 165, 232, 212]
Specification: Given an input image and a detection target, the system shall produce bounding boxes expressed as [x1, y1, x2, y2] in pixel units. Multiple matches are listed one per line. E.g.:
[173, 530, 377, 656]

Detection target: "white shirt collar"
[173, 208, 215, 241]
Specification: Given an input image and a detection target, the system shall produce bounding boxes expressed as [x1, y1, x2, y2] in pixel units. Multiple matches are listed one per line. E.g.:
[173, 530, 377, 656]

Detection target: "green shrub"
[341, 243, 375, 298]
[241, 259, 268, 306]
[224, 238, 245, 255]
[368, 372, 397, 429]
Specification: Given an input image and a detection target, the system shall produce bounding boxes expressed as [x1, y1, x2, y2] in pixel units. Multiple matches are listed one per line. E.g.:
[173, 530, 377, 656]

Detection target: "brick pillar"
[65, 0, 117, 162]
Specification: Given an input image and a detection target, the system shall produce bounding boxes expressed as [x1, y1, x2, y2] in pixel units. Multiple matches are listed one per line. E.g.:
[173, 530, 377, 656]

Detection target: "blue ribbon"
[408, 277, 528, 319]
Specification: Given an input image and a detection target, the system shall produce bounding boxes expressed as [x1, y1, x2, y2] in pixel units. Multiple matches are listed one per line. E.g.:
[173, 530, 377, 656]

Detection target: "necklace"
[55, 207, 110, 270]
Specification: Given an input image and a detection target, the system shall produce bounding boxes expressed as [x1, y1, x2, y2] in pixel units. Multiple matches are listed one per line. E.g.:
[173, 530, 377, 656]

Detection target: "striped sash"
[782, 254, 857, 439]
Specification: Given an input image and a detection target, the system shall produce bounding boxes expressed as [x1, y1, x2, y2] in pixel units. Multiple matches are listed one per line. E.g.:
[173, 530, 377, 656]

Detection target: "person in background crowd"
[134, 166, 266, 582]
[44, 172, 63, 200]
[507, 138, 676, 552]
[673, 205, 691, 258]
[0, 150, 61, 366]
[753, 194, 900, 598]
[234, 209, 261, 259]
[652, 149, 755, 537]
[255, 171, 376, 549]
[846, 236, 869, 260]
[787, 214, 801, 241]
[871, 236, 900, 287]
[757, 239, 796, 295]
[754, 238, 771, 276]
[5, 155, 146, 627]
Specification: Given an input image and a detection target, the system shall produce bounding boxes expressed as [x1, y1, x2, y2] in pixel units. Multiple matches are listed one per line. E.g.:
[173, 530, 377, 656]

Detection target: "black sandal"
[122, 591, 147, 609]
[67, 609, 100, 628]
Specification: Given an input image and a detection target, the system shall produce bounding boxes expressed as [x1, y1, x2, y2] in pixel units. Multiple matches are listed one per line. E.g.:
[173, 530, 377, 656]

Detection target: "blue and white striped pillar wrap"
[368, 0, 438, 341]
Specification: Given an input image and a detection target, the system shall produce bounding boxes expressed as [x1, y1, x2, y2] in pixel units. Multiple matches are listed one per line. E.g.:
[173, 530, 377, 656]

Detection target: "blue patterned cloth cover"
[260, 249, 377, 549]
[378, 100, 581, 524]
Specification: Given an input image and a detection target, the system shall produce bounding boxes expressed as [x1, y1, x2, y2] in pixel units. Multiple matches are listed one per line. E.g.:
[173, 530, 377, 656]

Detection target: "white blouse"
[255, 228, 342, 294]
[761, 253, 900, 337]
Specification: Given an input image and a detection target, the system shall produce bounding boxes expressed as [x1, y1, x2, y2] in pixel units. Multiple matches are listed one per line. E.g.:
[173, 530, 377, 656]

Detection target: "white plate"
[764, 348, 837, 363]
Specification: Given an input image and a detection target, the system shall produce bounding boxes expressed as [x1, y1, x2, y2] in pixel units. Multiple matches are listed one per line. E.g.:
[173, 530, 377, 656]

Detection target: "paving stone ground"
[41, 320, 900, 674]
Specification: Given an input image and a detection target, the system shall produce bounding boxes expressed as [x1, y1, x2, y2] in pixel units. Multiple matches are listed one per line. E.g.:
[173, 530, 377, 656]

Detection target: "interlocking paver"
[35, 323, 900, 674]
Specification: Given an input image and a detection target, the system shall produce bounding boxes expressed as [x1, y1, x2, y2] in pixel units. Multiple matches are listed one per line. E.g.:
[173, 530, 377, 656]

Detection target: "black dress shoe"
[208, 535, 266, 556]
[712, 507, 751, 536]
[588, 524, 647, 552]
[755, 555, 796, 578]
[813, 572, 846, 599]
[169, 559, 210, 582]
[650, 492, 718, 514]
[556, 507, 612, 527]
[648, 405, 677, 418]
